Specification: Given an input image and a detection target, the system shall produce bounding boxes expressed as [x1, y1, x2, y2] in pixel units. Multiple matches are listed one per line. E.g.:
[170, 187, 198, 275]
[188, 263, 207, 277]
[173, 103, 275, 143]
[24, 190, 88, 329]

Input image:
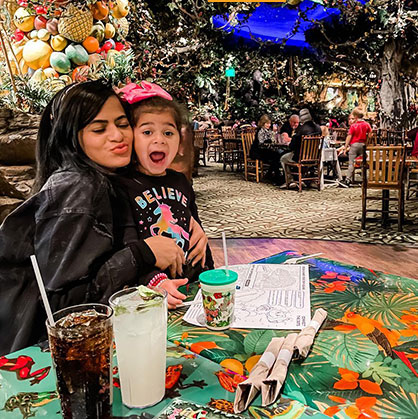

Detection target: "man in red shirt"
[339, 108, 371, 187]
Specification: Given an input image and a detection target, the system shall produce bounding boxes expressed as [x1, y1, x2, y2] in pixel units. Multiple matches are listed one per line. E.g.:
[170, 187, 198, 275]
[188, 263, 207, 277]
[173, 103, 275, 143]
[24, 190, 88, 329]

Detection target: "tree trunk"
[379, 39, 416, 129]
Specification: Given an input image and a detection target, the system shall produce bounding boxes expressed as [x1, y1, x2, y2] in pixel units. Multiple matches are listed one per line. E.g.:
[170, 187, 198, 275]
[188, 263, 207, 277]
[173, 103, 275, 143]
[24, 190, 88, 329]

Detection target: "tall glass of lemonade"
[109, 286, 167, 408]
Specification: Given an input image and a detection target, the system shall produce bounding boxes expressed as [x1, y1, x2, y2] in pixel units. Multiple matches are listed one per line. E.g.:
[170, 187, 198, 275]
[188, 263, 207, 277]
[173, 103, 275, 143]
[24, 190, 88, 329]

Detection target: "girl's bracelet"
[148, 273, 168, 288]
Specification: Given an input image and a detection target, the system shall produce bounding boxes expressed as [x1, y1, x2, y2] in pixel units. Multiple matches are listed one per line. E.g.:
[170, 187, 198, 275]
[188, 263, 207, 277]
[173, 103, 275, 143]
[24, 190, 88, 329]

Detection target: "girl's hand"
[144, 236, 185, 278]
[188, 217, 208, 267]
[158, 278, 188, 309]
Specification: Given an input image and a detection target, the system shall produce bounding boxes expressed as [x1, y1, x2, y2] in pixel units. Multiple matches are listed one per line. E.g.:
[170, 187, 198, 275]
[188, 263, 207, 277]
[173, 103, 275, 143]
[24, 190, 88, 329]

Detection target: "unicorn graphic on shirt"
[150, 203, 189, 249]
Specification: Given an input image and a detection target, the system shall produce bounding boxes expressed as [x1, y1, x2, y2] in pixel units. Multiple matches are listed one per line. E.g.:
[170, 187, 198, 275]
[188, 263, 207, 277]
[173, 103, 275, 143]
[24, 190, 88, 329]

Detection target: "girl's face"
[263, 121, 271, 129]
[79, 96, 133, 169]
[348, 115, 355, 125]
[134, 110, 180, 176]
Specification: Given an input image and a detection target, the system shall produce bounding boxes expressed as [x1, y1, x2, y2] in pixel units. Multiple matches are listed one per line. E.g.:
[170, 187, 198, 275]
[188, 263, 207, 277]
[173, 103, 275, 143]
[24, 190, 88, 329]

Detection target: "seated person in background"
[410, 128, 418, 158]
[280, 108, 321, 186]
[280, 114, 299, 144]
[250, 114, 284, 183]
[321, 126, 333, 148]
[338, 108, 371, 187]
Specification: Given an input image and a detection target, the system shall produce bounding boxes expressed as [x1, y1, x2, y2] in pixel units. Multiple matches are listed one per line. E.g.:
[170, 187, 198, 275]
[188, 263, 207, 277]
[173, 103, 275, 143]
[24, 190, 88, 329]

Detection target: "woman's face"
[263, 121, 271, 129]
[134, 110, 180, 176]
[79, 96, 133, 169]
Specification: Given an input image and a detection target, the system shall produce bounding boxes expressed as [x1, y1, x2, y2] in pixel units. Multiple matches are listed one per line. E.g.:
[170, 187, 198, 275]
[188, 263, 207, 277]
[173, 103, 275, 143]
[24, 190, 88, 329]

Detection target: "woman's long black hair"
[33, 80, 131, 193]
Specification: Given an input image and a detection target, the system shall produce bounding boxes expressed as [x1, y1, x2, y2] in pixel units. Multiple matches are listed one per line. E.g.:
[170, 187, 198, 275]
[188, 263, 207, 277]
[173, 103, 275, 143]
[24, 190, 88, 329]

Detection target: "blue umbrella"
[212, 0, 365, 50]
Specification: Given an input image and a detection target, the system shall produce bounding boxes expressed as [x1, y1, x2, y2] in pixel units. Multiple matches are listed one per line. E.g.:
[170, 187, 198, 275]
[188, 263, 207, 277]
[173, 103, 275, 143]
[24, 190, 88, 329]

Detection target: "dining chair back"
[284, 135, 323, 192]
[361, 145, 406, 231]
[193, 130, 206, 166]
[206, 128, 222, 162]
[241, 131, 263, 182]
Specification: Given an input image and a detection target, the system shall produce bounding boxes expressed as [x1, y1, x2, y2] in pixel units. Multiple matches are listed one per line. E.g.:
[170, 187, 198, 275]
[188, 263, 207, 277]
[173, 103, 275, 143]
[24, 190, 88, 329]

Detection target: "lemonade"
[109, 286, 167, 408]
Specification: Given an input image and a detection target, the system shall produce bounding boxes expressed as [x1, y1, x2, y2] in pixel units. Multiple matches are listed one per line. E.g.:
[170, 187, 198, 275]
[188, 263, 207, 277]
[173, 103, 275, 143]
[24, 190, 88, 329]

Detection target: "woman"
[250, 114, 284, 184]
[0, 81, 203, 355]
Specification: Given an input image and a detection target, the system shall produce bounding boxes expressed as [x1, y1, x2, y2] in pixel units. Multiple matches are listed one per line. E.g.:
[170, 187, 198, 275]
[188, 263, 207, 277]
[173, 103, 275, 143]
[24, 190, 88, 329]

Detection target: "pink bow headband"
[116, 81, 173, 104]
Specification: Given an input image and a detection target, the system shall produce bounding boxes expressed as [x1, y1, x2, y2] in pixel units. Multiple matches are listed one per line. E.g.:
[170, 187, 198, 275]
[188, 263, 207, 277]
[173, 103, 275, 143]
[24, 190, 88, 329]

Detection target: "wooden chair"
[378, 129, 405, 146]
[241, 131, 263, 182]
[193, 130, 206, 166]
[206, 128, 222, 162]
[221, 128, 242, 171]
[284, 135, 323, 192]
[361, 145, 406, 231]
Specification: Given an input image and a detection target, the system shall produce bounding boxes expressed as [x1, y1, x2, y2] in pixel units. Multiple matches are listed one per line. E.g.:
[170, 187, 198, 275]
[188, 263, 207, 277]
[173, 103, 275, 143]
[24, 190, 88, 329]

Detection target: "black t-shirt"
[115, 169, 195, 253]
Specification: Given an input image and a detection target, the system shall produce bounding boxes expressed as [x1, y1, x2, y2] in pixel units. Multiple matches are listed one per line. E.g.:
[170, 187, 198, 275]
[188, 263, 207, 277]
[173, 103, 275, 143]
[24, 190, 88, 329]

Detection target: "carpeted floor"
[193, 163, 418, 247]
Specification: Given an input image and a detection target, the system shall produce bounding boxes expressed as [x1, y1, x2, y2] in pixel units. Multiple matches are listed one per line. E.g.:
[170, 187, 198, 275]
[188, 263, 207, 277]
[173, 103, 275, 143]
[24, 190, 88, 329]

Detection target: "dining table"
[1, 251, 417, 418]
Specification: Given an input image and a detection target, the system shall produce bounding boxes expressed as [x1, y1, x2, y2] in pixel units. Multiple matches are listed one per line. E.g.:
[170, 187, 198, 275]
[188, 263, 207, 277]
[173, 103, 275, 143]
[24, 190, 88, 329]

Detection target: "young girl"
[0, 81, 194, 354]
[114, 81, 214, 308]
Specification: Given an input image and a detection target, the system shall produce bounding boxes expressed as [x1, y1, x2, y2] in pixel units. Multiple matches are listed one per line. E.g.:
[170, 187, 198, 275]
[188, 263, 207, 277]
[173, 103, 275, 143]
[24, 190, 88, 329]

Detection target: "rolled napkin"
[293, 308, 328, 360]
[234, 337, 284, 413]
[261, 333, 298, 406]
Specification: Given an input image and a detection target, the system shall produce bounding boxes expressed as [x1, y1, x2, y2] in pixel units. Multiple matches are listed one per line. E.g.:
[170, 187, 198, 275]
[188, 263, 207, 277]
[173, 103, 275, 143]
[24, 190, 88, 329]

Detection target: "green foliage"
[0, 74, 54, 114]
[98, 50, 136, 87]
[314, 330, 379, 372]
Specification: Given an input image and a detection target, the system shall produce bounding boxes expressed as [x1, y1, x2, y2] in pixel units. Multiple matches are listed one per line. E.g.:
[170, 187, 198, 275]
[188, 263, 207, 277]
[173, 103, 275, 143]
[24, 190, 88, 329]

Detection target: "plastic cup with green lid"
[199, 269, 238, 330]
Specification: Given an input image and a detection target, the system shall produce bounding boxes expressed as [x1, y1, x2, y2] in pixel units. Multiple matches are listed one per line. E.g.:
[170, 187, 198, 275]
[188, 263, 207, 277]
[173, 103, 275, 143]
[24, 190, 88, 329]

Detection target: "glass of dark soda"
[46, 303, 113, 419]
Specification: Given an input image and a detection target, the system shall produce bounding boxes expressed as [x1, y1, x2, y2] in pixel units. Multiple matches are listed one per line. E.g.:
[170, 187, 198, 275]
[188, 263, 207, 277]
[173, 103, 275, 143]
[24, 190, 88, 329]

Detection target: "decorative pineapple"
[57, 4, 93, 43]
[114, 17, 129, 39]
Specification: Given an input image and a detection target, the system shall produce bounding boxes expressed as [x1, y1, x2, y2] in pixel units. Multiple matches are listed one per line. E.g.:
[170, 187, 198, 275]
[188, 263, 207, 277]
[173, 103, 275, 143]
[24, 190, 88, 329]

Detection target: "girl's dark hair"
[130, 96, 188, 137]
[33, 80, 131, 193]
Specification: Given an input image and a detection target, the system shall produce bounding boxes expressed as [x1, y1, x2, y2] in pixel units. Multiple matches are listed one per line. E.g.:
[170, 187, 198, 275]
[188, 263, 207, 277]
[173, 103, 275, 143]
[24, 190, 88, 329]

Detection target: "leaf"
[329, 395, 347, 403]
[362, 293, 418, 330]
[334, 379, 358, 390]
[200, 348, 231, 364]
[358, 379, 383, 395]
[223, 330, 245, 351]
[314, 330, 379, 373]
[356, 396, 377, 409]
[243, 330, 276, 355]
[324, 406, 341, 417]
[378, 388, 418, 418]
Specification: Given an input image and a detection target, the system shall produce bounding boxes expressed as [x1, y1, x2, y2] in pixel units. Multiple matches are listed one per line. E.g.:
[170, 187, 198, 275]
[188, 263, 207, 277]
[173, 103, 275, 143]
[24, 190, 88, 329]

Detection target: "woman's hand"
[144, 236, 185, 278]
[158, 278, 188, 309]
[188, 217, 208, 267]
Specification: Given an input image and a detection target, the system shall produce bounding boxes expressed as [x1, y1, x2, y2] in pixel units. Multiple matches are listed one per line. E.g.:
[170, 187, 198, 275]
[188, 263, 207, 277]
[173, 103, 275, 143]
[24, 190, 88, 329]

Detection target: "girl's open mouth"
[149, 151, 166, 164]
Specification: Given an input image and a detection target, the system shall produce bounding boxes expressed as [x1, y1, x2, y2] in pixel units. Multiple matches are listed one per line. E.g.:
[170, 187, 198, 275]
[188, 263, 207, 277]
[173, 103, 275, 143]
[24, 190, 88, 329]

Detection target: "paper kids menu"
[183, 264, 311, 330]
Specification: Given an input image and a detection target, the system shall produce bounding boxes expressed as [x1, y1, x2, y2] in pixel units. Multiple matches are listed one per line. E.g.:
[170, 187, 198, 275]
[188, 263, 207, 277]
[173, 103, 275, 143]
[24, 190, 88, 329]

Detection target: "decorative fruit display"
[3, 0, 133, 103]
[13, 7, 35, 32]
[72, 65, 92, 82]
[113, 17, 129, 39]
[58, 4, 93, 43]
[90, 21, 105, 42]
[50, 52, 71, 74]
[23, 39, 52, 70]
[82, 36, 100, 54]
[110, 0, 130, 19]
[34, 15, 47, 31]
[37, 29, 51, 42]
[91, 1, 109, 21]
[65, 44, 89, 66]
[104, 23, 115, 39]
[46, 18, 59, 35]
[50, 35, 68, 52]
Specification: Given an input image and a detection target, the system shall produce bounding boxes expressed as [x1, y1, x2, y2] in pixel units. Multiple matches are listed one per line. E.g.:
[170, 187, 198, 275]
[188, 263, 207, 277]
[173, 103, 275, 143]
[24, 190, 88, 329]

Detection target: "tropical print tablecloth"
[1, 251, 417, 418]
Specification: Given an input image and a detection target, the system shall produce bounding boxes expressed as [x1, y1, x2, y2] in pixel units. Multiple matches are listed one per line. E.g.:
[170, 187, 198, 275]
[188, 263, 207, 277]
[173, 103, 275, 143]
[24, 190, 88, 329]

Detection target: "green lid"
[199, 269, 238, 286]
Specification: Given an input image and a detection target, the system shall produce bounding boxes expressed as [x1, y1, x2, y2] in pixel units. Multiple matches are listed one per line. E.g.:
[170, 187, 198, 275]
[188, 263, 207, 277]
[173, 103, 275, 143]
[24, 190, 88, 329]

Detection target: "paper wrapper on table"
[233, 337, 284, 413]
[261, 333, 298, 406]
[293, 308, 328, 360]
